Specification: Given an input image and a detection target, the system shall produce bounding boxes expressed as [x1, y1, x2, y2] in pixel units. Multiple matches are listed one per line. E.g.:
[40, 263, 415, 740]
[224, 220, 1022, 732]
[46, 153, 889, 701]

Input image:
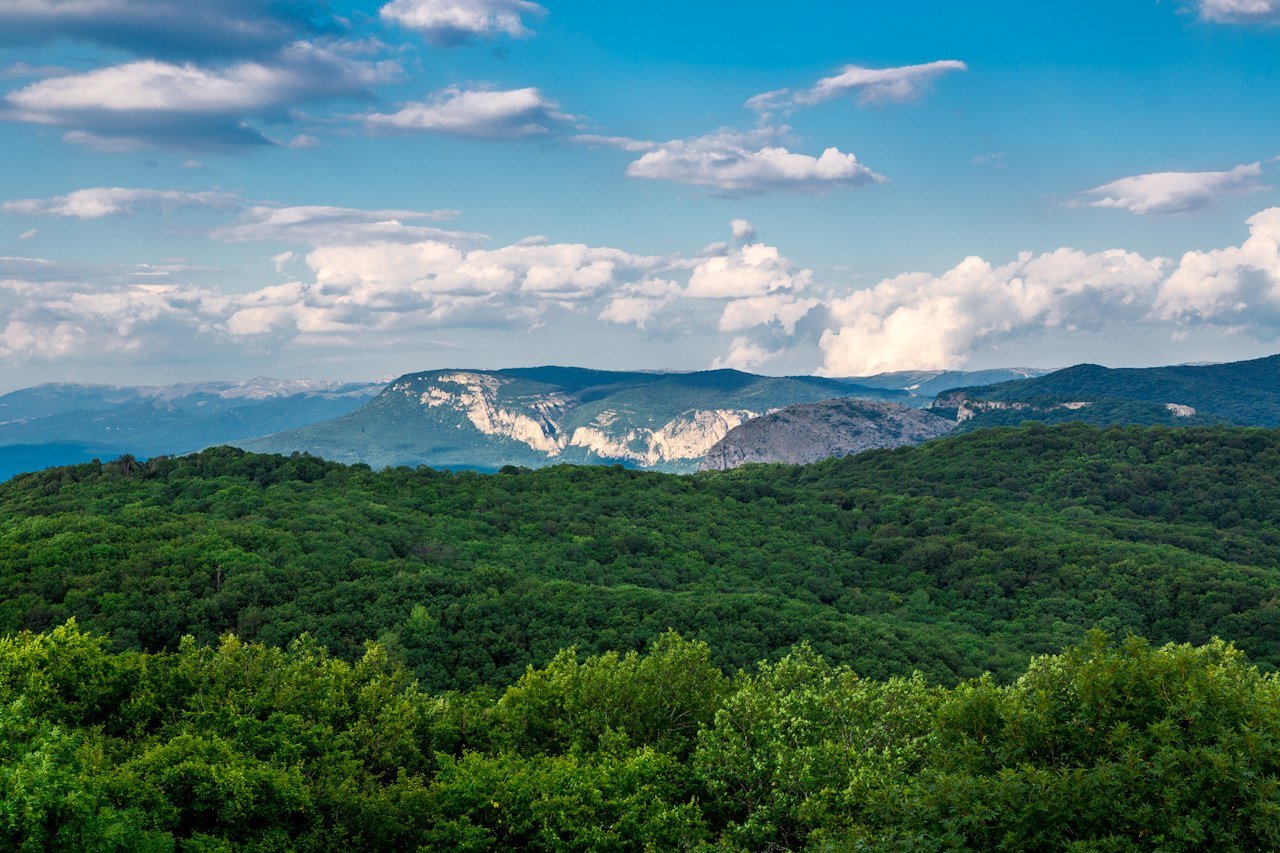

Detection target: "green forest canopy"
[3, 624, 1277, 850]
[1, 423, 1279, 690]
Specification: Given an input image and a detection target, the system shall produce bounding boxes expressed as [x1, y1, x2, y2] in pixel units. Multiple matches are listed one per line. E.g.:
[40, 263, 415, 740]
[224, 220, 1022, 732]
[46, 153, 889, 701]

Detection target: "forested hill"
[4, 423, 1280, 690]
[934, 354, 1280, 429]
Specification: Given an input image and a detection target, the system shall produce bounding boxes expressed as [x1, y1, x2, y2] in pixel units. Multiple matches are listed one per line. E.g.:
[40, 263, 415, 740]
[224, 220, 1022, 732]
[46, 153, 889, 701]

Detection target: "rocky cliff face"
[699, 399, 956, 471]
[245, 367, 917, 472]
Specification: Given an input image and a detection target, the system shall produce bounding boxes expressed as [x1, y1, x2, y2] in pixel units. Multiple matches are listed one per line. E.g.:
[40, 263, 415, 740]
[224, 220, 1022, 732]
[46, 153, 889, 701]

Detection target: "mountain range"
[0, 379, 383, 482]
[11, 357, 1280, 479]
[238, 367, 919, 472]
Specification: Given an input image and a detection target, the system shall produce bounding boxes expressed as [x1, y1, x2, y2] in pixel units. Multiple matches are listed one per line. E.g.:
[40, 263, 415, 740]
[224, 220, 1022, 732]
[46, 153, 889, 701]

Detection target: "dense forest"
[2, 424, 1280, 690]
[5, 424, 1280, 847]
[3, 624, 1278, 850]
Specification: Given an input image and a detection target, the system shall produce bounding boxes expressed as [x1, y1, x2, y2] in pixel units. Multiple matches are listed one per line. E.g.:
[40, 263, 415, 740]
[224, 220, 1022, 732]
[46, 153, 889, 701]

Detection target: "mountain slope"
[846, 367, 1049, 397]
[241, 368, 916, 472]
[699, 399, 956, 470]
[932, 355, 1280, 430]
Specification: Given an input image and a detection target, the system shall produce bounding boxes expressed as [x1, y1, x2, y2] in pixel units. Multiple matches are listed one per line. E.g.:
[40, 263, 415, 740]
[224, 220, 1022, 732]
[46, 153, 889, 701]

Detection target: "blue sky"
[2, 0, 1280, 389]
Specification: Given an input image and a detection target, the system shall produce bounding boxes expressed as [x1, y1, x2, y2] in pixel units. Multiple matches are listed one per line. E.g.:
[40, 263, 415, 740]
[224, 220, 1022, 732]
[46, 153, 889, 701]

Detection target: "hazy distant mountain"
[932, 355, 1280, 430]
[240, 367, 922, 473]
[0, 379, 384, 480]
[846, 367, 1050, 397]
[699, 399, 957, 471]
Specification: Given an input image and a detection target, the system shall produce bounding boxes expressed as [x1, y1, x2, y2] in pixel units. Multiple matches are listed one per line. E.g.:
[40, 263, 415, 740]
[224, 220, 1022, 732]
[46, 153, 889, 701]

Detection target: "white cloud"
[366, 86, 572, 138]
[747, 60, 967, 113]
[3, 42, 399, 149]
[18, 229, 37, 241]
[719, 294, 817, 333]
[818, 249, 1168, 375]
[1158, 206, 1280, 323]
[380, 0, 545, 44]
[624, 127, 883, 195]
[730, 219, 756, 241]
[572, 134, 656, 153]
[711, 337, 778, 370]
[597, 278, 681, 329]
[212, 205, 479, 246]
[687, 241, 813, 298]
[1080, 162, 1267, 215]
[1196, 0, 1280, 24]
[4, 187, 242, 218]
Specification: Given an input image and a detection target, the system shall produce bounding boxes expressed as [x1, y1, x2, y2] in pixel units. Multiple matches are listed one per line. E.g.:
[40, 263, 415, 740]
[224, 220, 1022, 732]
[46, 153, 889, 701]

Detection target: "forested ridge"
[3, 423, 1280, 689]
[5, 423, 1280, 848]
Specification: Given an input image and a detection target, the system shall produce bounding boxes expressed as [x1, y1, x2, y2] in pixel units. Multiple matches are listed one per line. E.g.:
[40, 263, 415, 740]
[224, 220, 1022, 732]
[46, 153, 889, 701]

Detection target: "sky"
[2, 0, 1280, 390]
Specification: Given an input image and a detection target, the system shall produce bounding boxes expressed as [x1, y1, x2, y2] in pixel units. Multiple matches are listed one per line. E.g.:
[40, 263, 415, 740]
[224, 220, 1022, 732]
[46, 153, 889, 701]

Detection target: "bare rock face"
[699, 398, 957, 471]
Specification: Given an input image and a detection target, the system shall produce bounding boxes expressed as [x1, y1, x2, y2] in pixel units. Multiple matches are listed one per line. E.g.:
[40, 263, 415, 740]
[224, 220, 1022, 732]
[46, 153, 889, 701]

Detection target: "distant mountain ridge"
[932, 355, 1280, 430]
[699, 399, 956, 471]
[0, 379, 384, 481]
[240, 367, 919, 472]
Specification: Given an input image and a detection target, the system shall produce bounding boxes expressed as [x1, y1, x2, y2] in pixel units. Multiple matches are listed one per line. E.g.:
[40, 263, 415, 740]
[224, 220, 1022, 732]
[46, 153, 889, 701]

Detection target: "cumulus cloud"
[818, 249, 1168, 375]
[597, 278, 681, 329]
[1159, 207, 1280, 323]
[711, 337, 778, 370]
[3, 42, 399, 149]
[380, 0, 546, 44]
[0, 0, 329, 59]
[366, 86, 572, 138]
[747, 60, 967, 114]
[4, 187, 243, 219]
[622, 127, 883, 196]
[1196, 0, 1280, 24]
[0, 256, 229, 364]
[687, 241, 813, 298]
[1080, 162, 1267, 215]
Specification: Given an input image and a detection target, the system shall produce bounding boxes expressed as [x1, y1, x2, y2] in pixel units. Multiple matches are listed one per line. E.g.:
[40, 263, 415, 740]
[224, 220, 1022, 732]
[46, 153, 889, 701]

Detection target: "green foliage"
[5, 425, 1280, 691]
[3, 623, 1279, 850]
[946, 354, 1280, 430]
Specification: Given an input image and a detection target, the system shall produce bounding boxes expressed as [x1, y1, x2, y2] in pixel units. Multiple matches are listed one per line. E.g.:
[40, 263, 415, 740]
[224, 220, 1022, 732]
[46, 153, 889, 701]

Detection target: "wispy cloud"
[4, 188, 244, 219]
[366, 86, 573, 138]
[380, 0, 546, 45]
[747, 60, 968, 114]
[1195, 0, 1280, 24]
[212, 205, 479, 246]
[1079, 162, 1268, 215]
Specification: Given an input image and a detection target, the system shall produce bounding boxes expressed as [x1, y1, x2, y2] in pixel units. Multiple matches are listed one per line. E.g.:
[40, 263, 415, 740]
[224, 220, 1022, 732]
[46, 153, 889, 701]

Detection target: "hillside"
[240, 367, 913, 472]
[6, 424, 1280, 690]
[699, 398, 956, 470]
[933, 355, 1280, 430]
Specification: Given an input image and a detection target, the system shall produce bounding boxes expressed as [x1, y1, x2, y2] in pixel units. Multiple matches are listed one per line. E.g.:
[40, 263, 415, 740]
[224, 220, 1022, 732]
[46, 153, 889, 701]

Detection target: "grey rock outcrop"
[699, 398, 957, 471]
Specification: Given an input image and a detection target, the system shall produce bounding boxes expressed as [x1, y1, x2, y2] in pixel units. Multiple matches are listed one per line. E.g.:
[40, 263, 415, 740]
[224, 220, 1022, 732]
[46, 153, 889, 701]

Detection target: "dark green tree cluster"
[2, 425, 1280, 690]
[3, 623, 1278, 850]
